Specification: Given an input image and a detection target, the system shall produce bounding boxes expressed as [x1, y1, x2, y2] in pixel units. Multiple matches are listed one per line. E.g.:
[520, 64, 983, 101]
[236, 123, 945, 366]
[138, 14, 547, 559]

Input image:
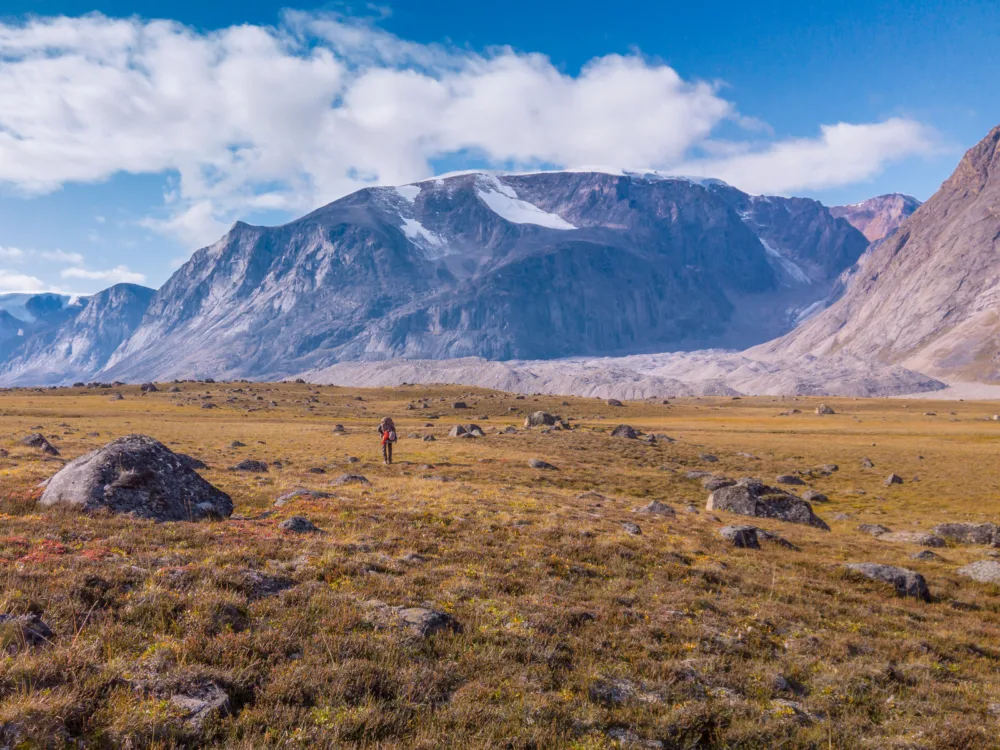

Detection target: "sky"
[0, 0, 997, 294]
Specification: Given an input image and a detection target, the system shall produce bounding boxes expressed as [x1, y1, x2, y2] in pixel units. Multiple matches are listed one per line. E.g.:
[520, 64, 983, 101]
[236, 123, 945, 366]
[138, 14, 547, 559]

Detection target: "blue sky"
[0, 0, 996, 294]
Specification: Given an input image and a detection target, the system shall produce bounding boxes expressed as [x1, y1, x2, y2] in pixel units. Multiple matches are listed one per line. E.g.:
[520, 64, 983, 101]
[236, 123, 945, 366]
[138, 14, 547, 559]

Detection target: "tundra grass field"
[1, 382, 1000, 749]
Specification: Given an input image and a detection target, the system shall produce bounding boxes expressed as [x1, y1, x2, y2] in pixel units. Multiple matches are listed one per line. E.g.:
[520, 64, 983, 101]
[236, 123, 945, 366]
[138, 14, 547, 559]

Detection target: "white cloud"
[40, 249, 86, 264]
[61, 265, 146, 284]
[0, 269, 45, 292]
[0, 13, 937, 249]
[0, 246, 26, 260]
[677, 119, 938, 195]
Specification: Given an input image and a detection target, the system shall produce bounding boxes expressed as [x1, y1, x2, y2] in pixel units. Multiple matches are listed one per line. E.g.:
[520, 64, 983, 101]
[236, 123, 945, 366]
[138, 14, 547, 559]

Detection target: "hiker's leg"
[387, 442, 393, 464]
[382, 443, 388, 463]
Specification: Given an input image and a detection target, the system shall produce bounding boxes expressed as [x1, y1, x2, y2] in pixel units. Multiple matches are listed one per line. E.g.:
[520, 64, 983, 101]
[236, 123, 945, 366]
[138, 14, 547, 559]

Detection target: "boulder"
[635, 501, 675, 516]
[858, 524, 892, 537]
[0, 613, 53, 653]
[20, 433, 59, 456]
[844, 563, 930, 601]
[524, 411, 557, 427]
[169, 680, 231, 731]
[860, 457, 875, 469]
[230, 459, 268, 473]
[610, 424, 638, 439]
[274, 488, 333, 506]
[707, 478, 829, 530]
[775, 474, 805, 485]
[621, 522, 642, 535]
[884, 473, 903, 486]
[877, 531, 946, 547]
[957, 560, 1000, 584]
[720, 525, 760, 549]
[39, 435, 233, 521]
[606, 399, 624, 407]
[703, 476, 736, 491]
[801, 489, 828, 503]
[422, 435, 436, 442]
[452, 401, 468, 409]
[528, 458, 557, 470]
[815, 404, 835, 415]
[333, 473, 371, 486]
[911, 550, 942, 561]
[140, 382, 158, 392]
[278, 516, 320, 533]
[176, 454, 208, 470]
[932, 522, 1000, 546]
[364, 601, 462, 637]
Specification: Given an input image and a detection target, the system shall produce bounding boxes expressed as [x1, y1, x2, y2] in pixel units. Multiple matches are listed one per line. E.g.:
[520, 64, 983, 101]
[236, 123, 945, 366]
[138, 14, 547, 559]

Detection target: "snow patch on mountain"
[760, 239, 811, 285]
[394, 185, 421, 202]
[475, 175, 577, 230]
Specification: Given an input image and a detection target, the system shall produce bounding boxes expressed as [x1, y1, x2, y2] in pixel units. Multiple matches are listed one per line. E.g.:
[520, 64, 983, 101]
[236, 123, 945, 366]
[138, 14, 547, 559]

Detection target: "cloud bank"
[0, 13, 937, 248]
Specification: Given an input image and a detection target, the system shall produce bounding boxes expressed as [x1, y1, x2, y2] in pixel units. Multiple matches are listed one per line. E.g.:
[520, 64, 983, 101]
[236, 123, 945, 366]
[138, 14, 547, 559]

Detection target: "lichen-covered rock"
[877, 531, 945, 547]
[707, 478, 829, 530]
[524, 411, 557, 427]
[957, 560, 1000, 584]
[844, 563, 930, 601]
[528, 458, 557, 470]
[933, 522, 1000, 546]
[39, 435, 232, 521]
[610, 424, 638, 439]
[20, 433, 59, 456]
[720, 525, 760, 549]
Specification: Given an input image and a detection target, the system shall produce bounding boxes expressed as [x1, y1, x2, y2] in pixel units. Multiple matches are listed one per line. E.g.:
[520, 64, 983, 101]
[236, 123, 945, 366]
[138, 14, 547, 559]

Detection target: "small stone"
[230, 459, 268, 473]
[857, 524, 892, 537]
[699, 453, 719, 463]
[775, 474, 805, 485]
[801, 489, 828, 503]
[278, 516, 320, 533]
[423, 435, 436, 442]
[860, 457, 874, 469]
[606, 398, 624, 407]
[528, 458, 558, 470]
[621, 522, 642, 535]
[610, 424, 638, 439]
[333, 473, 371, 486]
[815, 404, 835, 415]
[911, 550, 941, 561]
[635, 501, 675, 516]
[844, 563, 930, 601]
[884, 473, 903, 486]
[719, 525, 760, 549]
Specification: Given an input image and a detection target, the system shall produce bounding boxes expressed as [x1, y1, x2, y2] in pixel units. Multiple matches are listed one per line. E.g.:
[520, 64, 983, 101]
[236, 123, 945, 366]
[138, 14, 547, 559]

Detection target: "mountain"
[0, 285, 154, 384]
[830, 193, 922, 243]
[88, 171, 866, 383]
[754, 124, 1000, 383]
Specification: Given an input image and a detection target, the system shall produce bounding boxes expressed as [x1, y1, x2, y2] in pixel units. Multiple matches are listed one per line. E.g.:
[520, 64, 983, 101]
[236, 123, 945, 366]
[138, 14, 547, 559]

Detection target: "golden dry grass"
[1, 382, 1000, 748]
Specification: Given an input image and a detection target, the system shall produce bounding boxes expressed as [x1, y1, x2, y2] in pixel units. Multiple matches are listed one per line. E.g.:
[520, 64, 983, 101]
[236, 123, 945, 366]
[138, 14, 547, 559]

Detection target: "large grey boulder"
[610, 424, 638, 439]
[707, 478, 829, 530]
[933, 522, 1000, 546]
[844, 563, 930, 601]
[524, 411, 557, 427]
[956, 560, 1000, 584]
[39, 435, 232, 521]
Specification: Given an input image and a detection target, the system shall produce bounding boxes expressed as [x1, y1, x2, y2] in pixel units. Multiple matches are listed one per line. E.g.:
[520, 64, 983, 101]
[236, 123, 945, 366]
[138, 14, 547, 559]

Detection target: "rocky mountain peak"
[830, 193, 922, 244]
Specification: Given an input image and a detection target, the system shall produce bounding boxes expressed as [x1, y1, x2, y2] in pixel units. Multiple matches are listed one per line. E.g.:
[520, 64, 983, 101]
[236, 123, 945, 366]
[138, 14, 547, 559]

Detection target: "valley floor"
[2, 384, 1000, 748]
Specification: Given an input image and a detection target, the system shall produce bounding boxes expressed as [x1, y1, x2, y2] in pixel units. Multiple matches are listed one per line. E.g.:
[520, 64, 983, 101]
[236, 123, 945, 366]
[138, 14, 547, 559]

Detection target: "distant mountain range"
[4, 121, 997, 396]
[0, 170, 877, 385]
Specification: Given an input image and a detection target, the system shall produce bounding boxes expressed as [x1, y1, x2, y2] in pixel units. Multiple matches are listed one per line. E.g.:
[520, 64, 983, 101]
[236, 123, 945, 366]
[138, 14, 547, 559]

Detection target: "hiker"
[378, 416, 397, 465]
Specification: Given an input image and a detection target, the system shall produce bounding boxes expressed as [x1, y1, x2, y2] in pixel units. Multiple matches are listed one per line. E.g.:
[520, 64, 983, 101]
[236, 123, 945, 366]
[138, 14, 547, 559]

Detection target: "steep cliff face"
[0, 285, 154, 384]
[92, 171, 865, 382]
[831, 193, 922, 243]
[754, 125, 1000, 383]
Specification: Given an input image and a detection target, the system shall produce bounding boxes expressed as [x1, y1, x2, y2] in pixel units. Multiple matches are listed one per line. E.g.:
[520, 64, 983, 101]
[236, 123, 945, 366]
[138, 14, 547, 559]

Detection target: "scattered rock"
[0, 613, 53, 653]
[524, 411, 557, 427]
[720, 525, 760, 549]
[957, 560, 1000, 584]
[422, 435, 436, 442]
[858, 524, 893, 537]
[332, 424, 346, 433]
[528, 458, 558, 470]
[39, 435, 232, 521]
[176, 454, 208, 470]
[884, 473, 903, 486]
[844, 563, 930, 601]
[611, 424, 638, 439]
[333, 473, 371, 486]
[365, 601, 461, 637]
[229, 440, 246, 448]
[703, 476, 735, 491]
[911, 550, 942, 561]
[140, 382, 158, 392]
[635, 501, 675, 516]
[606, 398, 624, 407]
[878, 531, 945, 547]
[801, 489, 828, 503]
[685, 471, 713, 480]
[274, 488, 333, 506]
[20, 433, 59, 456]
[169, 681, 231, 731]
[452, 401, 468, 409]
[230, 459, 268, 473]
[707, 478, 829, 530]
[932, 522, 1000, 546]
[200, 402, 218, 409]
[621, 522, 642, 535]
[815, 404, 835, 415]
[775, 474, 805, 485]
[278, 516, 320, 533]
[819, 464, 839, 473]
[699, 453, 719, 463]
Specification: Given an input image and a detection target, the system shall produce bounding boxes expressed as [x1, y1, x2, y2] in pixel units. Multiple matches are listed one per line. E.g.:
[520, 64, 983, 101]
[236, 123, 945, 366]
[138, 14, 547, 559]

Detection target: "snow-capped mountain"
[0, 285, 153, 384]
[0, 171, 868, 385]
